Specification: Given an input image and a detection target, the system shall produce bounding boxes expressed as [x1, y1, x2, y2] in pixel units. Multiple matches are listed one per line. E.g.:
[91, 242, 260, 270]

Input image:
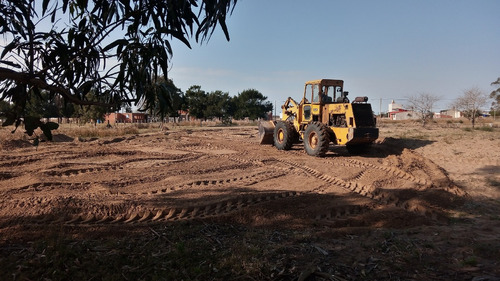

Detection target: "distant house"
[388, 100, 416, 120]
[176, 110, 190, 122]
[44, 117, 77, 124]
[159, 110, 190, 122]
[389, 109, 415, 120]
[388, 100, 404, 112]
[437, 109, 461, 118]
[433, 112, 451, 119]
[105, 112, 148, 124]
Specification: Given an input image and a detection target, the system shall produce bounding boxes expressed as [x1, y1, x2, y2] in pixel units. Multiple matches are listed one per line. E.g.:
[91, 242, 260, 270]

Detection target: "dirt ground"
[0, 121, 499, 280]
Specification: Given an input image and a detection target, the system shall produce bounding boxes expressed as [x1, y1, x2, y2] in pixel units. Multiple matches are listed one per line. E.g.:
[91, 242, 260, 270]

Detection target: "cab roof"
[305, 79, 344, 86]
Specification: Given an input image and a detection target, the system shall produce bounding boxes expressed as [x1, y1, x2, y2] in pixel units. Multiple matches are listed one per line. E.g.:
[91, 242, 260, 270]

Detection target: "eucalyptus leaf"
[40, 123, 56, 141]
[24, 116, 42, 136]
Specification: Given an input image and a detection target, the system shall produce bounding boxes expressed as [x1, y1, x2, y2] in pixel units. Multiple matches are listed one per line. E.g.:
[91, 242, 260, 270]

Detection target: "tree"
[452, 87, 488, 128]
[137, 76, 184, 122]
[184, 85, 207, 120]
[24, 91, 60, 119]
[58, 98, 76, 119]
[406, 93, 440, 126]
[204, 90, 234, 123]
[490, 77, 500, 119]
[0, 0, 237, 137]
[233, 89, 273, 120]
[73, 91, 110, 126]
[166, 89, 185, 122]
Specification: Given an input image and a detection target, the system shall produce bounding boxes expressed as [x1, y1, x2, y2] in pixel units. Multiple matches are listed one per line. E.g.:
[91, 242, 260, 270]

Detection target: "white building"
[388, 100, 404, 112]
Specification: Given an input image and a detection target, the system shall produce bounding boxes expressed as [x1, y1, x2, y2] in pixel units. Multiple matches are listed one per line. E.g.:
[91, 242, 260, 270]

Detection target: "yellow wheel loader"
[259, 79, 378, 157]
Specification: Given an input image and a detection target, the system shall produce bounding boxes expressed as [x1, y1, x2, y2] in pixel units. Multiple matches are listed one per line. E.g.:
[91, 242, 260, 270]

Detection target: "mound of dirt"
[52, 134, 74, 142]
[1, 139, 33, 150]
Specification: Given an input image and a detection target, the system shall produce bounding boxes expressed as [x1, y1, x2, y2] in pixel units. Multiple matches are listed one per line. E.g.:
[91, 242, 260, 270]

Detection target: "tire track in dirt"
[213, 153, 380, 223]
[0, 154, 47, 167]
[34, 147, 294, 224]
[14, 140, 298, 225]
[7, 154, 229, 196]
[0, 171, 18, 180]
[211, 149, 395, 222]
[212, 147, 447, 223]
[42, 173, 295, 225]
[43, 154, 203, 178]
[44, 191, 302, 225]
[0, 129, 467, 227]
[3, 181, 93, 195]
[326, 157, 429, 187]
[137, 170, 289, 196]
[274, 158, 454, 221]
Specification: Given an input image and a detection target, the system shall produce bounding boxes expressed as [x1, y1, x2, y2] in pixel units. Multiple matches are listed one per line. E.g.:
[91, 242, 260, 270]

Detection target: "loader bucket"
[258, 121, 276, 145]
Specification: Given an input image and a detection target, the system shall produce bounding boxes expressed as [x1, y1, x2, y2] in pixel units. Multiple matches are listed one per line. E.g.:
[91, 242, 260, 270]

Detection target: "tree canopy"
[181, 86, 271, 122]
[452, 87, 488, 128]
[0, 0, 237, 137]
[204, 90, 234, 121]
[406, 93, 440, 126]
[184, 85, 207, 120]
[233, 89, 273, 120]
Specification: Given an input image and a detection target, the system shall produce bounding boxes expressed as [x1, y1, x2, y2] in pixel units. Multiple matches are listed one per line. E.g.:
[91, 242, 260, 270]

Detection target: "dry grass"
[60, 124, 140, 139]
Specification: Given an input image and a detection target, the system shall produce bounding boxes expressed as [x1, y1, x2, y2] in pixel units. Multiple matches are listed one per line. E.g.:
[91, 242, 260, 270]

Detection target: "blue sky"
[169, 0, 500, 113]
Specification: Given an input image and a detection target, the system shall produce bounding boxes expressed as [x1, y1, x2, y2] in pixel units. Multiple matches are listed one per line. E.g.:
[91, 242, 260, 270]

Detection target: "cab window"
[312, 84, 320, 103]
[321, 86, 336, 103]
[304, 84, 312, 103]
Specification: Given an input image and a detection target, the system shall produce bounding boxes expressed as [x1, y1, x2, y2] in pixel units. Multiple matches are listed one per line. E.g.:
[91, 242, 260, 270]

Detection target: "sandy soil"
[0, 122, 499, 280]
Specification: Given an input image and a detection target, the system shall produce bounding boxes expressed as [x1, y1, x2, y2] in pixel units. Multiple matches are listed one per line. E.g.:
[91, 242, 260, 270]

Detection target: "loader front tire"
[274, 121, 295, 150]
[304, 122, 330, 157]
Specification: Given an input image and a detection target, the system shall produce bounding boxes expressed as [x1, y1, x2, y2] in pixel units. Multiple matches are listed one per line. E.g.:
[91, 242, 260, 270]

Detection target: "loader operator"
[321, 92, 333, 103]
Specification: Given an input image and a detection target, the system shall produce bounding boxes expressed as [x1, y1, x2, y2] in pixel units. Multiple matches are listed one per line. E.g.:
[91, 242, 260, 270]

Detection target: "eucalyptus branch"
[0, 67, 112, 107]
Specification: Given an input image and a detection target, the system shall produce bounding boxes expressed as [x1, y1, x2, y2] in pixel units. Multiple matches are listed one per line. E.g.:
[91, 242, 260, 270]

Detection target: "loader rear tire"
[304, 122, 330, 157]
[274, 121, 295, 150]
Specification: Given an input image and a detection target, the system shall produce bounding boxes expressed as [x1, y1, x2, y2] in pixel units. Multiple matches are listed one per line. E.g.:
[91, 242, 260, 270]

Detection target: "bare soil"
[0, 121, 499, 280]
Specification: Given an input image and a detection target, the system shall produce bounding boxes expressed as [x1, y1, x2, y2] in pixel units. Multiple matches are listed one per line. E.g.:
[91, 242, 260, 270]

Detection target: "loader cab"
[302, 79, 344, 123]
[303, 79, 344, 104]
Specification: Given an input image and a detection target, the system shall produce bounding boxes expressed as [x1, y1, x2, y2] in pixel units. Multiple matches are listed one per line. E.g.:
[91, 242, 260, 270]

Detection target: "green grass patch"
[461, 256, 478, 267]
